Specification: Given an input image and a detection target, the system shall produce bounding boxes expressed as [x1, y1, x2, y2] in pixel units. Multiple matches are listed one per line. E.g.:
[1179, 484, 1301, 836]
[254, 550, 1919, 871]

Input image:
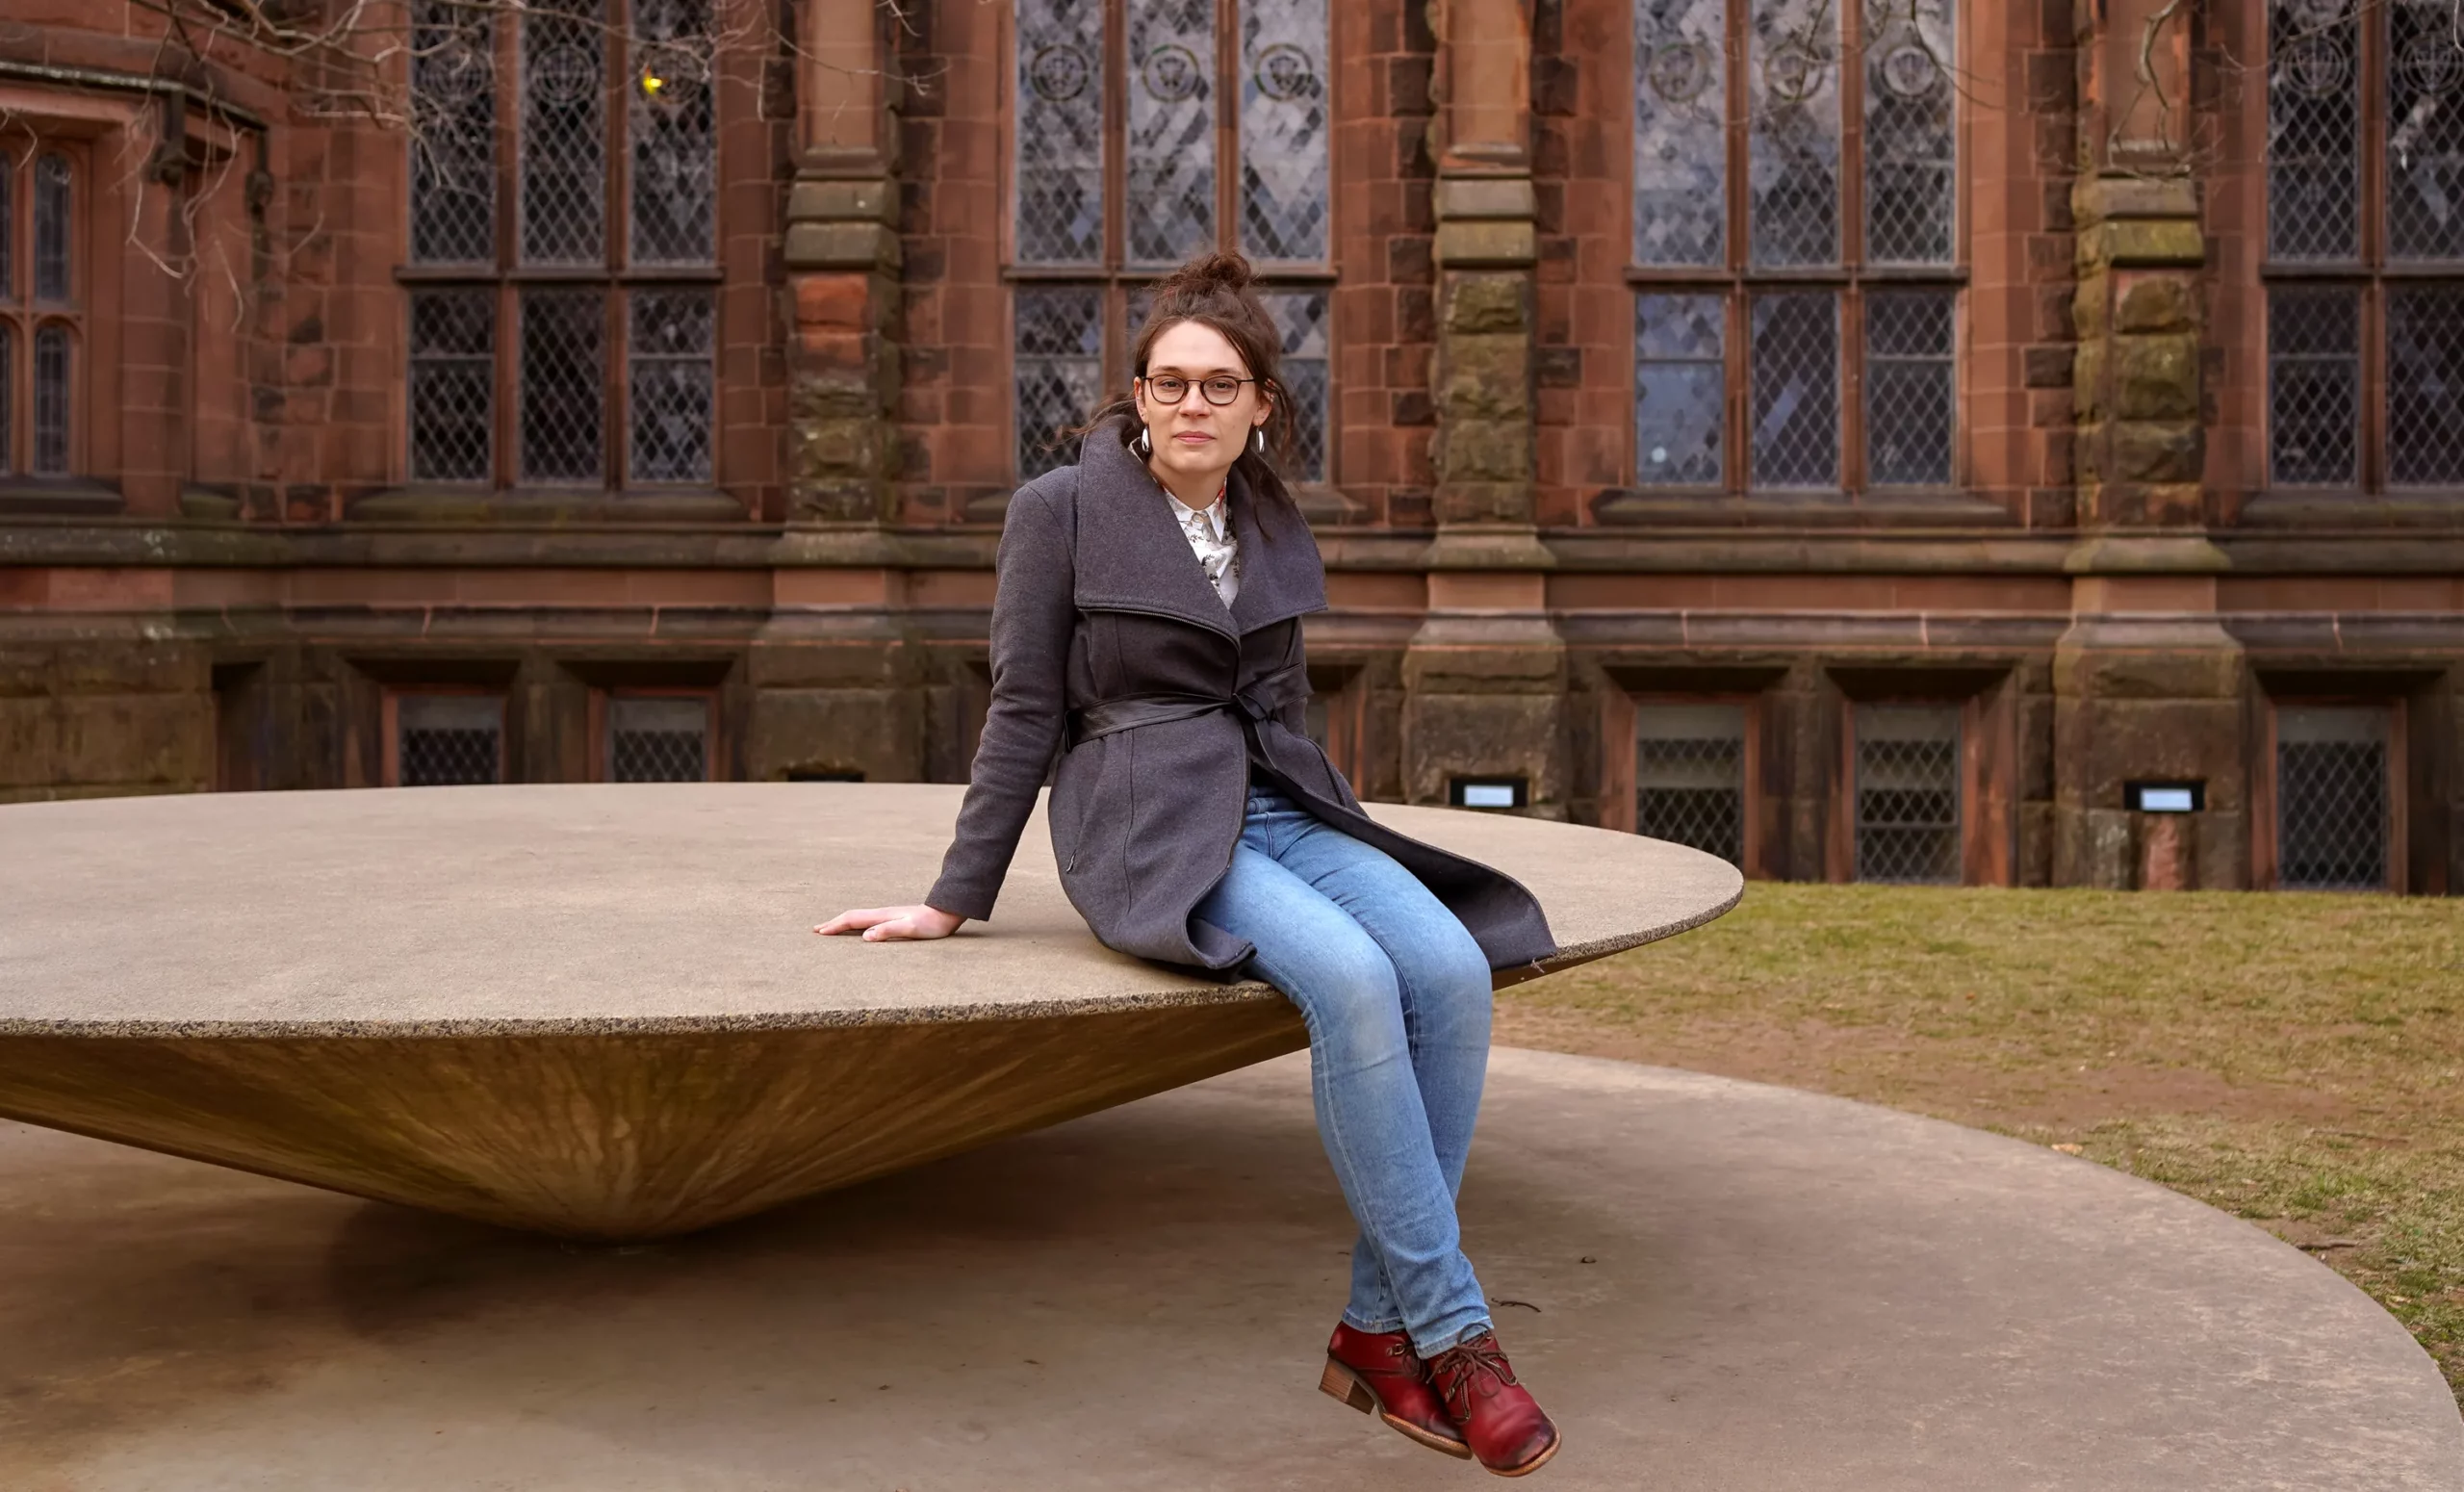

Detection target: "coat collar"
[1069, 417, 1327, 640]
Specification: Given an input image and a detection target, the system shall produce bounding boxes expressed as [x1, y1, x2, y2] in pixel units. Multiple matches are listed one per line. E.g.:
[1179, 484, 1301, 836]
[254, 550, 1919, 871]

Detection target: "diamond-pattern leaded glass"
[1127, 0, 1216, 266]
[609, 696, 708, 782]
[1635, 703, 1746, 866]
[1748, 0, 1841, 267]
[1260, 288, 1329, 481]
[522, 0, 607, 267]
[629, 0, 717, 267]
[521, 289, 605, 482]
[1241, 0, 1329, 262]
[1751, 291, 1838, 487]
[629, 289, 714, 483]
[33, 154, 69, 303]
[1864, 0, 1955, 266]
[2388, 284, 2464, 485]
[1633, 0, 1727, 267]
[2276, 706, 2390, 889]
[2269, 286, 2360, 486]
[1635, 293, 1725, 485]
[1865, 289, 1954, 485]
[1856, 703, 1961, 885]
[32, 323, 67, 476]
[1016, 0, 1106, 264]
[410, 290, 494, 482]
[1015, 286, 1104, 476]
[410, 0, 497, 265]
[2388, 0, 2464, 261]
[2269, 0, 2361, 262]
[0, 158, 13, 300]
[398, 695, 503, 786]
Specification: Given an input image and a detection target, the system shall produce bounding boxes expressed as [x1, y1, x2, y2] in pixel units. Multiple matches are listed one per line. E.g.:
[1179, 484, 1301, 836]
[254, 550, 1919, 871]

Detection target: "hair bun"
[1155, 250, 1255, 300]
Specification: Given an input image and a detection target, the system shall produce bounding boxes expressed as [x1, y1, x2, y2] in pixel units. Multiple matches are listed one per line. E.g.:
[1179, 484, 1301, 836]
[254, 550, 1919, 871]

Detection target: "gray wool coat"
[925, 416, 1557, 976]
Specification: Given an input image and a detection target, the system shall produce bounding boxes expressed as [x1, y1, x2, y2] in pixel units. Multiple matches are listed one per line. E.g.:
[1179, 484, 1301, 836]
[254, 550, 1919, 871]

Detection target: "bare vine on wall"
[0, 0, 932, 298]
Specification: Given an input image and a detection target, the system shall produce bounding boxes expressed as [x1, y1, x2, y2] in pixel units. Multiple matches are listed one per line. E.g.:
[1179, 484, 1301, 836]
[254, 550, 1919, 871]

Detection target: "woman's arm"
[815, 484, 1075, 941]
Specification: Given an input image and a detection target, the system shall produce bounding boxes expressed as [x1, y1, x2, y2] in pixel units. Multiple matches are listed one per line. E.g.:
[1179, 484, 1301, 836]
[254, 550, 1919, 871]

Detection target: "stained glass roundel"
[1648, 41, 1715, 104]
[1143, 43, 1205, 101]
[1030, 44, 1091, 101]
[1254, 42, 1315, 100]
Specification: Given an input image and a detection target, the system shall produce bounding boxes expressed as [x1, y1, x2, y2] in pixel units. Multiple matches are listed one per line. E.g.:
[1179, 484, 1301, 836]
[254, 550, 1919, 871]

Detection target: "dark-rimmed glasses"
[1141, 373, 1255, 406]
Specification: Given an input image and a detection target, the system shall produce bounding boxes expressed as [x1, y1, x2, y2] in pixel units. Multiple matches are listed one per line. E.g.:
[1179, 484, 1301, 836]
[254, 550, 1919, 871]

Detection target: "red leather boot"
[1318, 1322, 1473, 1458]
[1425, 1331, 1560, 1477]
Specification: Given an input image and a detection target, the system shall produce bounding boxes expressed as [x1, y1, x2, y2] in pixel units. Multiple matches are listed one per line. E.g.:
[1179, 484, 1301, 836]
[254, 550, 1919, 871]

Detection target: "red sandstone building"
[0, 0, 2457, 895]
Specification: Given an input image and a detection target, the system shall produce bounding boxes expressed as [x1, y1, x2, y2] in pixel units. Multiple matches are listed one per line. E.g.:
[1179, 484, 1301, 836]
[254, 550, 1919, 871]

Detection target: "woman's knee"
[1270, 935, 1409, 1059]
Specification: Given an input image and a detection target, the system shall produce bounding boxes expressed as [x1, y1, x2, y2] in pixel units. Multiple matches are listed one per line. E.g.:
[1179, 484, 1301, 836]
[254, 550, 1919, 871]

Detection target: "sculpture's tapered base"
[0, 1004, 1306, 1239]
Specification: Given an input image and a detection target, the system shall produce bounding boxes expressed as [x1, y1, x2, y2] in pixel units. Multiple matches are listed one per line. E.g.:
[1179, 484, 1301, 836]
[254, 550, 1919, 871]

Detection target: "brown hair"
[1074, 250, 1301, 538]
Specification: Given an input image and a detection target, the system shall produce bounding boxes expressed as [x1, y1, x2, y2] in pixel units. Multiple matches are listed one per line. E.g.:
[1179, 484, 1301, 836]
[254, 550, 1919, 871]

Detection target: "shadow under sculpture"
[0, 785, 1741, 1240]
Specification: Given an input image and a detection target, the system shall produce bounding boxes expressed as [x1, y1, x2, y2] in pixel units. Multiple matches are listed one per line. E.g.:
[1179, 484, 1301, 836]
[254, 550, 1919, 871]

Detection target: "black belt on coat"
[1066, 662, 1306, 750]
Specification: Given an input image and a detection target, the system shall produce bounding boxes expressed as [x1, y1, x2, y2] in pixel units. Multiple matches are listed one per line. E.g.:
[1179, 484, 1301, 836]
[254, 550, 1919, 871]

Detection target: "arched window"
[403, 0, 719, 490]
[1630, 0, 1960, 494]
[0, 150, 79, 478]
[2265, 0, 2464, 490]
[1010, 0, 1334, 481]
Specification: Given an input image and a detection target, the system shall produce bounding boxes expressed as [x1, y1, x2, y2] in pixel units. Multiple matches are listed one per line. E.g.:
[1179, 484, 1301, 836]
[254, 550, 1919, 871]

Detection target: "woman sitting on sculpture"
[818, 250, 1561, 1478]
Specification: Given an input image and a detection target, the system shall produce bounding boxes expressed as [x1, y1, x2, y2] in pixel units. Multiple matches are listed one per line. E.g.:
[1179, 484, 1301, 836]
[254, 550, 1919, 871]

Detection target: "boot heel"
[1318, 1358, 1375, 1414]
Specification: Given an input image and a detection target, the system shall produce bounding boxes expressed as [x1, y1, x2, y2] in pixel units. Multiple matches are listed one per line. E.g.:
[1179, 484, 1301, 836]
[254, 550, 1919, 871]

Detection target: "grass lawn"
[1496, 883, 2464, 1405]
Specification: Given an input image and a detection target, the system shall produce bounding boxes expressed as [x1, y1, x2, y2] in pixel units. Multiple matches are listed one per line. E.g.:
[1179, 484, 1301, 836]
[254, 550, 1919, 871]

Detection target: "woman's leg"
[1265, 811, 1495, 1344]
[1194, 792, 1493, 1356]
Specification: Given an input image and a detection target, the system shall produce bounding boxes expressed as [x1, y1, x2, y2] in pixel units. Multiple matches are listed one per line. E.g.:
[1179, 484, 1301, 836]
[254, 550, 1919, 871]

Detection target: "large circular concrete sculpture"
[0, 785, 1742, 1240]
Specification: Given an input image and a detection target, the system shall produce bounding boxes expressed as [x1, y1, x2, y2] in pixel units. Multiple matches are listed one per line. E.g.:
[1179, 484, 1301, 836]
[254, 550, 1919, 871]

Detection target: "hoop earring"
[1251, 427, 1266, 457]
[1133, 425, 1153, 458]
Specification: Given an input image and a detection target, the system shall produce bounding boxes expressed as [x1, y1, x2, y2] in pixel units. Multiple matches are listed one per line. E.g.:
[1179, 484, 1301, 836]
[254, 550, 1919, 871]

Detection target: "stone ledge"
[1588, 486, 2019, 530]
[345, 488, 754, 526]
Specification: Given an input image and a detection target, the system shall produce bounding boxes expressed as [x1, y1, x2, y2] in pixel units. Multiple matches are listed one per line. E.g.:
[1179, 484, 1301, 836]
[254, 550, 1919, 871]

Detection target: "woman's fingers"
[813, 907, 889, 936]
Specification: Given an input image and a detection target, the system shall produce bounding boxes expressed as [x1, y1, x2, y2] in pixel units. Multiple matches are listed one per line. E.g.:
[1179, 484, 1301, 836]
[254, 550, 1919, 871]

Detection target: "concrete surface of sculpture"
[0, 785, 1742, 1239]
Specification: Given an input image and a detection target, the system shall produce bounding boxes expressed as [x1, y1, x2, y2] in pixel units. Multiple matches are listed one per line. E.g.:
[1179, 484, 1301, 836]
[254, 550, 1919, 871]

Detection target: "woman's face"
[1134, 319, 1271, 491]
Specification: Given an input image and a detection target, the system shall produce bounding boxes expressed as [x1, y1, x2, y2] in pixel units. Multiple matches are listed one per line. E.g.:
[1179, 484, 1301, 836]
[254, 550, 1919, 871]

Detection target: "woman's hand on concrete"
[813, 904, 966, 941]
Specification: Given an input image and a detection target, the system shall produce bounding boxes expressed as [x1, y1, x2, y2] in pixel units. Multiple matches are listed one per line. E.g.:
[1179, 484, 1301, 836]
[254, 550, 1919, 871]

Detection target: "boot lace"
[1427, 1333, 1517, 1419]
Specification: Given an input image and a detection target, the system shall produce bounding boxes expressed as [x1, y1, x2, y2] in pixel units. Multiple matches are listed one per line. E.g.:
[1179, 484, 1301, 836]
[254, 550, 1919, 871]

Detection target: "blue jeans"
[1194, 783, 1495, 1356]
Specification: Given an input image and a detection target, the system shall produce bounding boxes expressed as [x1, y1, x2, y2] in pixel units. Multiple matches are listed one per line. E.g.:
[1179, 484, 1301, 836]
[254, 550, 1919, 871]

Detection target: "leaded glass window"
[394, 694, 505, 786]
[33, 325, 68, 477]
[33, 155, 69, 303]
[2268, 0, 2360, 263]
[2269, 287, 2361, 486]
[1865, 290, 1955, 486]
[1241, 0, 1331, 262]
[1634, 294, 1725, 487]
[0, 151, 81, 479]
[2264, 0, 2464, 492]
[1855, 703, 1962, 885]
[1011, 0, 1335, 486]
[404, 0, 719, 491]
[1751, 292, 1838, 488]
[1633, 0, 1727, 268]
[1863, 0, 1956, 267]
[607, 695, 711, 782]
[1631, 0, 1959, 495]
[630, 290, 716, 482]
[1016, 287, 1105, 477]
[520, 289, 605, 483]
[2387, 285, 2464, 485]
[1260, 289, 1330, 481]
[2386, 0, 2464, 263]
[2275, 705, 2392, 890]
[1016, 0, 1106, 265]
[1634, 703, 1747, 867]
[411, 1, 497, 264]
[1748, 0, 1842, 269]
